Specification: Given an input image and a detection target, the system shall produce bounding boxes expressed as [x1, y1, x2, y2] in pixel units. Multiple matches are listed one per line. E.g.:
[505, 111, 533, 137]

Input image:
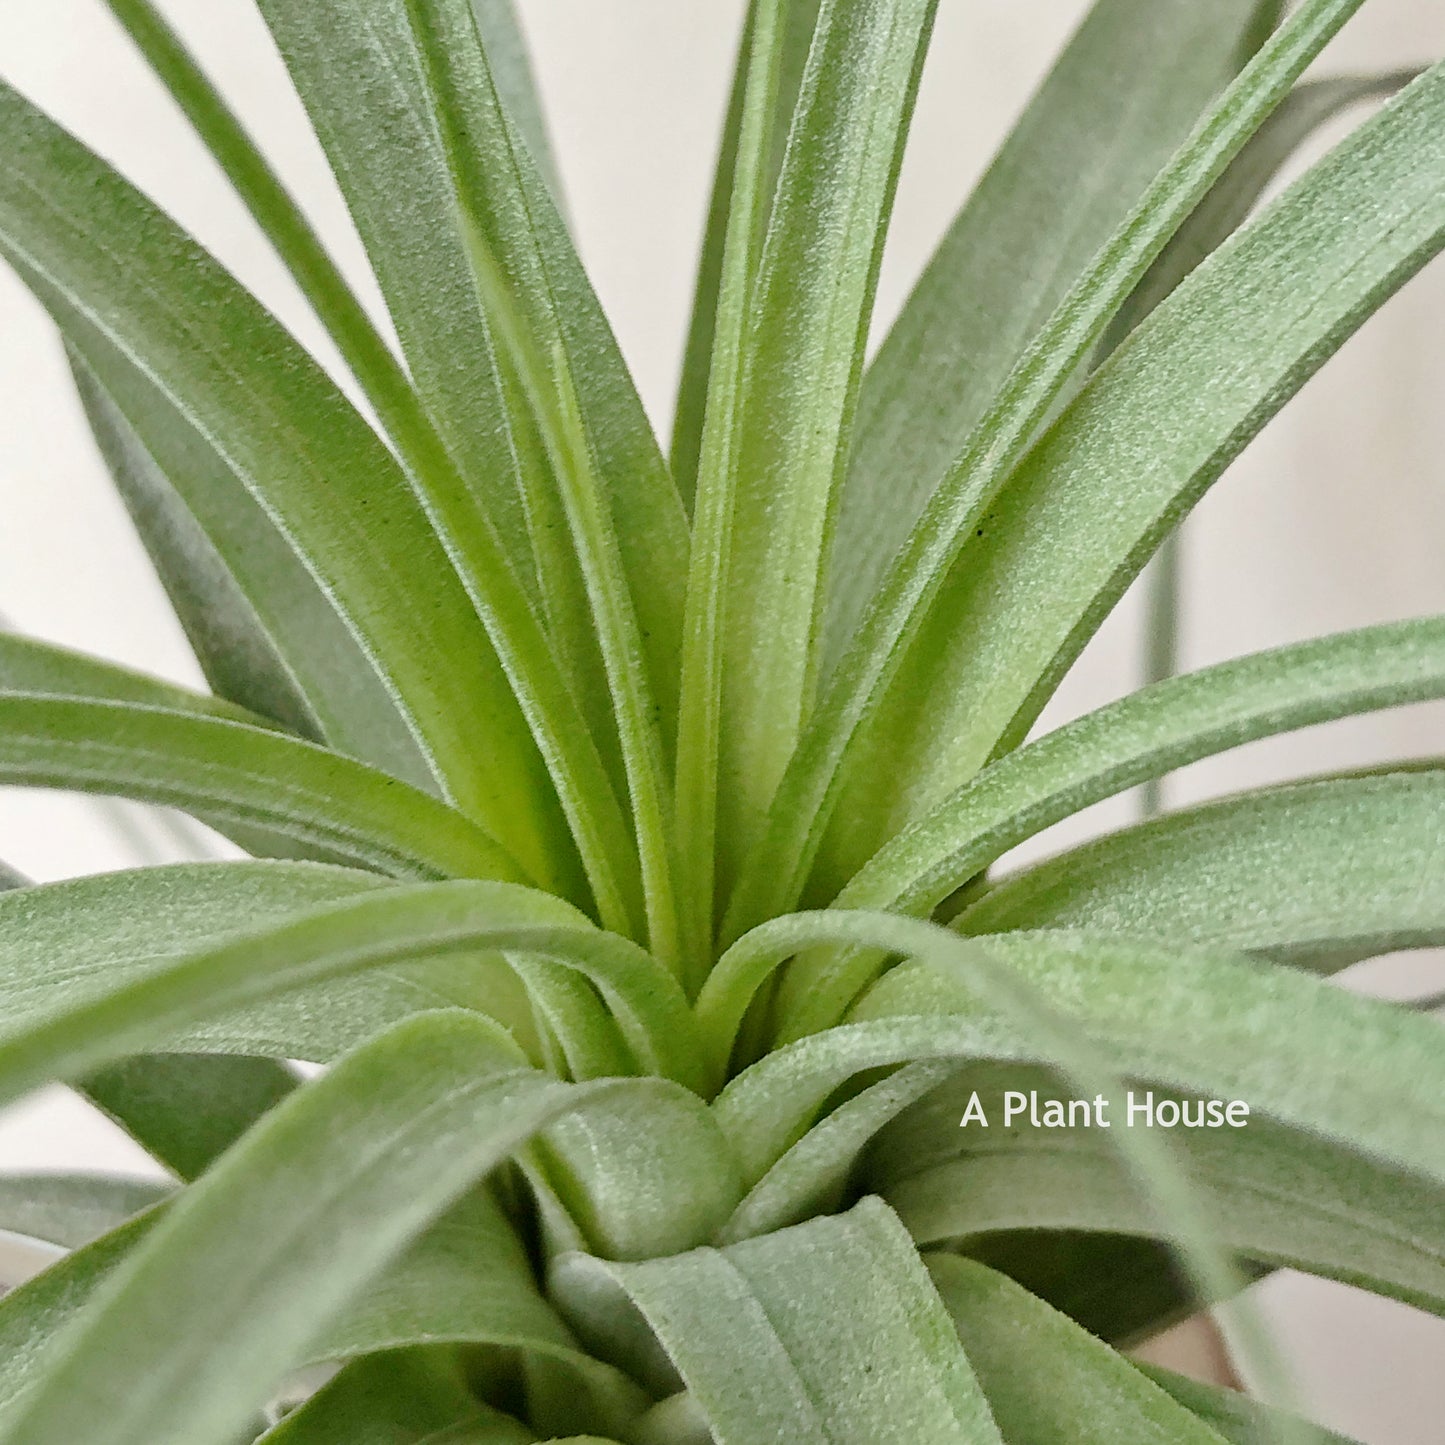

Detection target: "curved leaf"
[827, 0, 1283, 669]
[820, 58, 1445, 889]
[959, 769, 1445, 966]
[0, 878, 706, 1100]
[0, 79, 569, 887]
[0, 696, 526, 882]
[717, 1059, 953, 1243]
[0, 1012, 650, 1445]
[552, 1197, 1001, 1445]
[0, 862, 565, 1069]
[0, 630, 271, 729]
[926, 1254, 1228, 1444]
[0, 1174, 169, 1251]
[720, 0, 1372, 935]
[709, 920, 1445, 1193]
[781, 618, 1445, 1033]
[874, 1065, 1445, 1318]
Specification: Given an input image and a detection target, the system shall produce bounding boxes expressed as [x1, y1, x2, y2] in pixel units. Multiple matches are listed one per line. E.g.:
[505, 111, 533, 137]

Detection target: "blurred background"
[0, 2, 1441, 1438]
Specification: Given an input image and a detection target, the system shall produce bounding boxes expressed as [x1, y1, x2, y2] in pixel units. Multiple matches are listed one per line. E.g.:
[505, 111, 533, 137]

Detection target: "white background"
[0, 2, 1442, 1438]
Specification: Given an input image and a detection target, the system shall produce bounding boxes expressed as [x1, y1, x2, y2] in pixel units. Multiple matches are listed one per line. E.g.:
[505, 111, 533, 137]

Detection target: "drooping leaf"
[926, 1254, 1229, 1443]
[0, 863, 542, 1068]
[0, 82, 573, 889]
[0, 878, 705, 1100]
[872, 1064, 1445, 1318]
[720, 0, 1373, 935]
[0, 629, 276, 730]
[0, 1012, 656, 1445]
[817, 57, 1445, 891]
[708, 917, 1445, 1194]
[552, 1197, 1003, 1445]
[0, 695, 527, 882]
[827, 0, 1284, 669]
[959, 769, 1445, 968]
[0, 1174, 170, 1251]
[714, 0, 938, 900]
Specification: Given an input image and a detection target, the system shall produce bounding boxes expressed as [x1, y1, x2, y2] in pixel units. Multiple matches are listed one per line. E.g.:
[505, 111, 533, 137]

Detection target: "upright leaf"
[714, 0, 938, 898]
[671, 0, 822, 501]
[826, 0, 1283, 668]
[675, 0, 795, 977]
[0, 84, 570, 887]
[403, 0, 687, 964]
[819, 59, 1445, 888]
[721, 0, 1371, 935]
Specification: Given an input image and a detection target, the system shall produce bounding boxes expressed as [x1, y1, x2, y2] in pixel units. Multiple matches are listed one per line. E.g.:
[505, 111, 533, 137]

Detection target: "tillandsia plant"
[0, 0, 1442, 1440]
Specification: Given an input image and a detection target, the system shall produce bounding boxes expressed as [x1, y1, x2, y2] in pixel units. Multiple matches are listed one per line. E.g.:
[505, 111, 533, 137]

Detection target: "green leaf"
[0, 1213, 156, 1428]
[258, 1351, 536, 1445]
[670, 0, 822, 502]
[819, 57, 1445, 889]
[0, 1173, 169, 1250]
[247, 0, 546, 610]
[711, 918, 1445, 1192]
[402, 0, 685, 965]
[1100, 68, 1422, 358]
[306, 1188, 643, 1422]
[80, 1052, 298, 1182]
[714, 0, 938, 899]
[553, 1197, 1002, 1445]
[0, 695, 527, 882]
[721, 0, 1371, 936]
[674, 0, 798, 980]
[827, 0, 1283, 671]
[0, 79, 569, 890]
[779, 617, 1445, 1034]
[926, 1254, 1229, 1443]
[1139, 1366, 1362, 1445]
[717, 1059, 955, 1243]
[959, 769, 1445, 967]
[0, 877, 705, 1099]
[0, 862, 549, 1068]
[0, 629, 276, 730]
[68, 330, 416, 762]
[0, 1012, 653, 1445]
[874, 1064, 1445, 1318]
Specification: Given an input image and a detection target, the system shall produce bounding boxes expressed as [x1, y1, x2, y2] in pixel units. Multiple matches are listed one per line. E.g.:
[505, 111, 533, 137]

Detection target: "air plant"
[0, 0, 1441, 1441]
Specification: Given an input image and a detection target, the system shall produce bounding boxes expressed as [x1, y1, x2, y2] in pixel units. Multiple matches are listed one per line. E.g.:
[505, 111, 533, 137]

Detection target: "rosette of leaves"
[0, 0, 1442, 1441]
